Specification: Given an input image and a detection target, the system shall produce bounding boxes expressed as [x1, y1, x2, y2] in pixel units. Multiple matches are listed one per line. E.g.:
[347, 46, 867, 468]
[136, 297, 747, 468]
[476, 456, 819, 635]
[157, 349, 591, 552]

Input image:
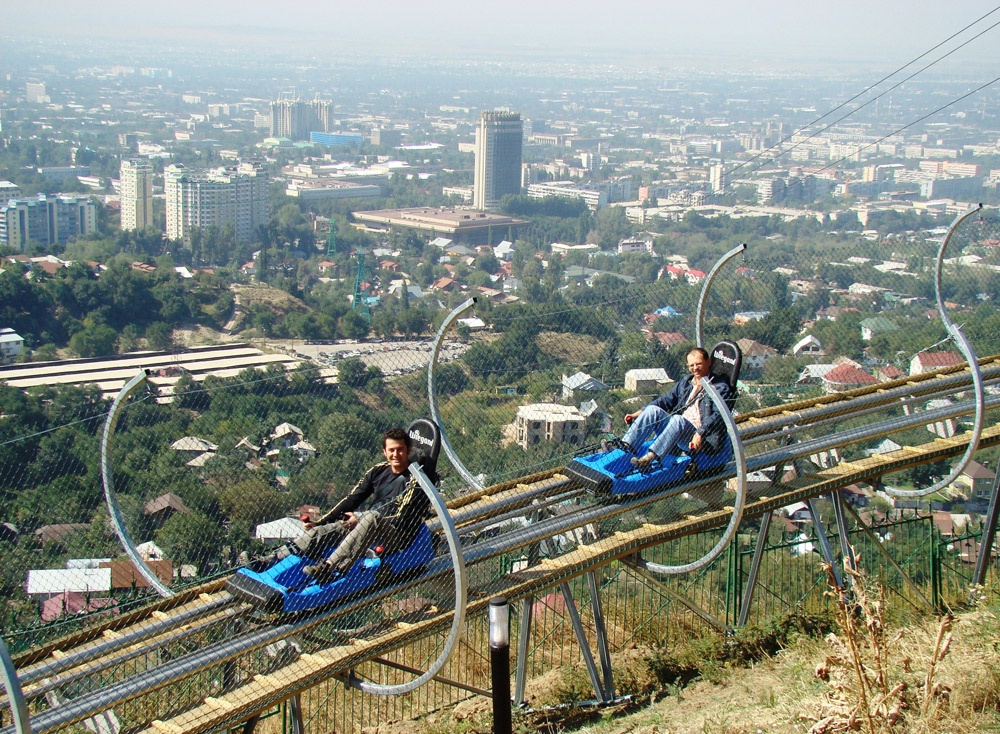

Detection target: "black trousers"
[292, 511, 386, 573]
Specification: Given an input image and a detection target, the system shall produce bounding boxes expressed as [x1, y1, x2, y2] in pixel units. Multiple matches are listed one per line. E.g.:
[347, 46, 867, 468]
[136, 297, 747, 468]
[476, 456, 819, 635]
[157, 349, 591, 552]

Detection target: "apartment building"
[164, 162, 268, 244]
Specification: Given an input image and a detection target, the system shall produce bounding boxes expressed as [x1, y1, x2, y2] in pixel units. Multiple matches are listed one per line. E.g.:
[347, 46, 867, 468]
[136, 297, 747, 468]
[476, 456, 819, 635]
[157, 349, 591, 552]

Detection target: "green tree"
[68, 319, 117, 357]
[155, 511, 225, 570]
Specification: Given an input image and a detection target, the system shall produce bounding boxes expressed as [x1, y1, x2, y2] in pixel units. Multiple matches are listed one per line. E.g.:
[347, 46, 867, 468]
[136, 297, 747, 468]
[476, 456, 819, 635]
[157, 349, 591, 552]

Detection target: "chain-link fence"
[1, 207, 999, 732]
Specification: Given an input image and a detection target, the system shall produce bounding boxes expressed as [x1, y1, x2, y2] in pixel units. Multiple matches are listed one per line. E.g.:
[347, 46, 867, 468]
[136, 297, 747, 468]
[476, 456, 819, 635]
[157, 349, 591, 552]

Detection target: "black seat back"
[708, 340, 741, 410]
[406, 418, 441, 477]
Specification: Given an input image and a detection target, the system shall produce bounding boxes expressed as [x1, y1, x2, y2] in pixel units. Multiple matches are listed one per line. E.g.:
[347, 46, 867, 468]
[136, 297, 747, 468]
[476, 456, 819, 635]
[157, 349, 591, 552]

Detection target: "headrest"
[708, 340, 742, 398]
[406, 418, 441, 474]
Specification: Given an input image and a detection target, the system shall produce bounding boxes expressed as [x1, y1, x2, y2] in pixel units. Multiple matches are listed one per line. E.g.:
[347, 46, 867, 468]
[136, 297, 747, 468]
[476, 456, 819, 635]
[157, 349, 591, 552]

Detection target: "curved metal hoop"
[428, 297, 483, 491]
[696, 243, 747, 348]
[348, 463, 467, 695]
[639, 378, 748, 575]
[101, 370, 173, 597]
[886, 205, 986, 498]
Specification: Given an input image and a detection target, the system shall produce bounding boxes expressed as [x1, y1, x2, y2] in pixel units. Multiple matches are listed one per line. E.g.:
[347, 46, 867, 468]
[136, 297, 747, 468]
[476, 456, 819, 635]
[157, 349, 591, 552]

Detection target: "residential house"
[509, 403, 587, 449]
[877, 365, 906, 382]
[562, 371, 609, 400]
[798, 363, 838, 385]
[820, 363, 878, 394]
[791, 334, 825, 359]
[736, 338, 778, 371]
[658, 265, 685, 281]
[170, 436, 219, 453]
[860, 316, 898, 341]
[255, 516, 306, 546]
[143, 493, 190, 526]
[0, 328, 24, 363]
[431, 276, 459, 293]
[624, 368, 673, 393]
[34, 524, 90, 548]
[617, 235, 654, 255]
[910, 351, 963, 376]
[101, 559, 174, 590]
[494, 240, 515, 260]
[269, 422, 304, 448]
[733, 311, 769, 326]
[954, 460, 996, 503]
[171, 435, 218, 467]
[684, 269, 707, 285]
[476, 286, 504, 302]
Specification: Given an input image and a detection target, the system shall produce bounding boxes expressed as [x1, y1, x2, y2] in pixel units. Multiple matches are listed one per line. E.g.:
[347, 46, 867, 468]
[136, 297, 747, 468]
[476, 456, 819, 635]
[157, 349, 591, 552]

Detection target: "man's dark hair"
[687, 347, 710, 361]
[383, 427, 411, 448]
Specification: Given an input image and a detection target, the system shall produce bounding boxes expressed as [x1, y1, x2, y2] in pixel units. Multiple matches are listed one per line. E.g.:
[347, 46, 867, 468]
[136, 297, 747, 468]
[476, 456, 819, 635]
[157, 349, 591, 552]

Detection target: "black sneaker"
[601, 437, 636, 454]
[303, 562, 339, 584]
[630, 454, 657, 472]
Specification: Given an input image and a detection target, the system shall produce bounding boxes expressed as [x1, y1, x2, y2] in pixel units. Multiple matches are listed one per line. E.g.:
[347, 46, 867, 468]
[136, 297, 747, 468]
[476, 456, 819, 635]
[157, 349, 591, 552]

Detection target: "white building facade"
[120, 158, 154, 231]
[165, 162, 268, 244]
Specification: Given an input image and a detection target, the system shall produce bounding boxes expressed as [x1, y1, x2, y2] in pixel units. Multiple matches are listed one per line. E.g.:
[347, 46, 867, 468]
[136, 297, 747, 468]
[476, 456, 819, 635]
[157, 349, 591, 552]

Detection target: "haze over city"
[7, 0, 1000, 67]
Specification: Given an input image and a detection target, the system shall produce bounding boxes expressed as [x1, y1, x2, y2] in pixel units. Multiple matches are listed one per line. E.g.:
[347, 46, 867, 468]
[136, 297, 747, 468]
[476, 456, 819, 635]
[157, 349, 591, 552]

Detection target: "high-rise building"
[120, 158, 154, 231]
[0, 195, 97, 251]
[164, 162, 268, 245]
[473, 110, 523, 211]
[268, 98, 332, 140]
[710, 164, 727, 194]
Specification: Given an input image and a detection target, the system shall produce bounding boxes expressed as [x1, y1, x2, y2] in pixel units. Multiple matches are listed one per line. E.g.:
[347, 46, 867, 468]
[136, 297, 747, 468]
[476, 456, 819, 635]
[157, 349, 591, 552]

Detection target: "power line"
[723, 4, 1000, 183]
[807, 73, 1000, 178]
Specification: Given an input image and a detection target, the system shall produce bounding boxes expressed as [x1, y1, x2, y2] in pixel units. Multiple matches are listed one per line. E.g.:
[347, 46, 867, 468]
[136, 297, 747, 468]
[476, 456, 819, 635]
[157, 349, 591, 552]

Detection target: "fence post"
[489, 597, 512, 734]
[727, 538, 739, 629]
[929, 521, 941, 611]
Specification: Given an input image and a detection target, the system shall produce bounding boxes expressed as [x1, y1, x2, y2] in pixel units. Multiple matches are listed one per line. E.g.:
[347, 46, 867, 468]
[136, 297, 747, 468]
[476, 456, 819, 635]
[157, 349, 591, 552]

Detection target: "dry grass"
[361, 579, 1000, 734]
[535, 332, 605, 365]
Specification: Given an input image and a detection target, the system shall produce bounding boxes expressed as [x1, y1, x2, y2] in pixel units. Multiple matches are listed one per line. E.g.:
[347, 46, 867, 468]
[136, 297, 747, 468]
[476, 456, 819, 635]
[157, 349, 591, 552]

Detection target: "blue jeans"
[622, 406, 697, 459]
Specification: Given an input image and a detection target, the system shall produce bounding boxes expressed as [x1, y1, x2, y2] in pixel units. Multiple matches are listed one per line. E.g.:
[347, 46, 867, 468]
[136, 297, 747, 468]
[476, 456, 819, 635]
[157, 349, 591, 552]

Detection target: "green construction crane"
[352, 249, 371, 323]
[325, 219, 337, 257]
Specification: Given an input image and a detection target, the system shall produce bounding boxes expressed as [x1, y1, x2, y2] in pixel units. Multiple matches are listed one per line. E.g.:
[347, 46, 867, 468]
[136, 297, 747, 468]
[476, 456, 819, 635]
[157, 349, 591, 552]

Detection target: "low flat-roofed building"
[352, 207, 528, 245]
[27, 567, 111, 597]
[625, 368, 673, 393]
[0, 327, 24, 363]
[0, 343, 331, 402]
[286, 180, 383, 201]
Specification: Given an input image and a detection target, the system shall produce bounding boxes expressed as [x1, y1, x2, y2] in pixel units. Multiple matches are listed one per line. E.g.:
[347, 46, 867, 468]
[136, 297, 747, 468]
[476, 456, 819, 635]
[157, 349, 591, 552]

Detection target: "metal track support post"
[513, 596, 534, 706]
[972, 465, 1000, 595]
[831, 490, 857, 573]
[738, 511, 772, 628]
[558, 582, 607, 703]
[585, 571, 615, 700]
[0, 637, 30, 734]
[288, 695, 304, 734]
[808, 498, 845, 589]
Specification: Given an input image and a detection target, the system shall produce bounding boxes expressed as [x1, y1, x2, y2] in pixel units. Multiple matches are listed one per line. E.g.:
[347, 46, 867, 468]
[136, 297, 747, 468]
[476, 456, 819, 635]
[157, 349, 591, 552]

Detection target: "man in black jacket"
[615, 347, 731, 469]
[249, 428, 436, 583]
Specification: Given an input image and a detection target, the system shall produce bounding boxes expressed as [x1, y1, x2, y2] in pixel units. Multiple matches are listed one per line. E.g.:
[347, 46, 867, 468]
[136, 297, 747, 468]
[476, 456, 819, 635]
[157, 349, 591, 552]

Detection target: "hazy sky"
[8, 0, 1000, 68]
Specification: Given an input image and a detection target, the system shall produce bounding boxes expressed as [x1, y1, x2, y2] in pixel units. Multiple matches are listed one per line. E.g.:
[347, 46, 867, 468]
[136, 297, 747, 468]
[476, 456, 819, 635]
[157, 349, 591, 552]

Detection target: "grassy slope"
[371, 587, 1000, 734]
